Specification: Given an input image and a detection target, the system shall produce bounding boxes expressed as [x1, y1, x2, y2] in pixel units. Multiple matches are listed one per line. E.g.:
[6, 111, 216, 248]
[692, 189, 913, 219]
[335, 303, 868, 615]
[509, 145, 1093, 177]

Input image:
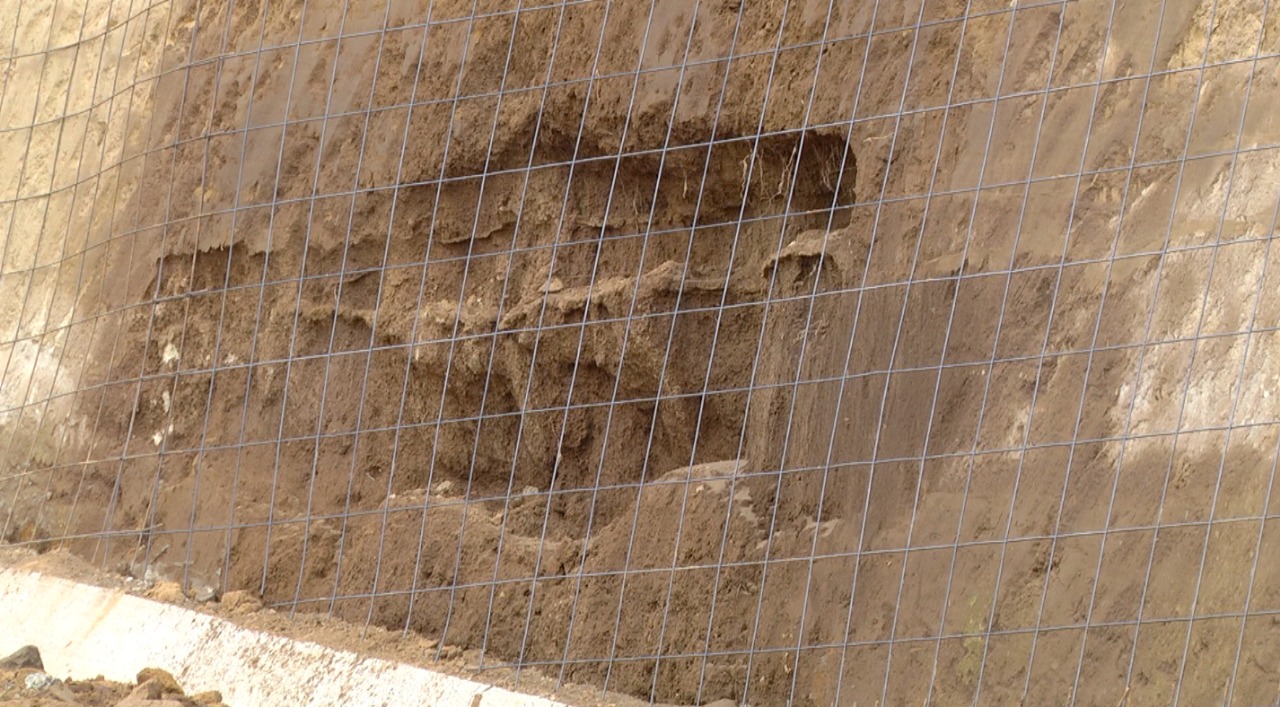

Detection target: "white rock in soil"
[24, 672, 57, 690]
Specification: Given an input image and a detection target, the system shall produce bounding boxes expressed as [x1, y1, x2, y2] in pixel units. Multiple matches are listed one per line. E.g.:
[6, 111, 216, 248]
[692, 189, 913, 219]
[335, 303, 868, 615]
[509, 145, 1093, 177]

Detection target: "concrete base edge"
[0, 566, 565, 707]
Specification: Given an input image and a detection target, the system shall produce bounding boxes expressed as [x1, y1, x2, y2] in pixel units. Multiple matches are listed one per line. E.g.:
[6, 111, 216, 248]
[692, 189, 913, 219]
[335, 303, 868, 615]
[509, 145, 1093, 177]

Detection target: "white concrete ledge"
[0, 566, 565, 707]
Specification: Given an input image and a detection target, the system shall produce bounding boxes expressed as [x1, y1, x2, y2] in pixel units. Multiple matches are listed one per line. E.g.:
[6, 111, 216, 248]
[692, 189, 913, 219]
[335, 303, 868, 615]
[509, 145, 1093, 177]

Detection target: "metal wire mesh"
[2, 0, 1280, 704]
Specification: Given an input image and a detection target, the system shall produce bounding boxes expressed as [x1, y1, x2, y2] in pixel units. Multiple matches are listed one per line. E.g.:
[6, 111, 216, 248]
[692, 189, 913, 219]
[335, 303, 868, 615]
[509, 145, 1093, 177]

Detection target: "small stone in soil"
[134, 667, 183, 695]
[0, 645, 42, 670]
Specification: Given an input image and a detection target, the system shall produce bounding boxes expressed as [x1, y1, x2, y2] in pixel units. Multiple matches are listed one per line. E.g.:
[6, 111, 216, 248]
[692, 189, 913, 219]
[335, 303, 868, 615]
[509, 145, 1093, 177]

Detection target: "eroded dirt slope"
[3, 0, 1280, 704]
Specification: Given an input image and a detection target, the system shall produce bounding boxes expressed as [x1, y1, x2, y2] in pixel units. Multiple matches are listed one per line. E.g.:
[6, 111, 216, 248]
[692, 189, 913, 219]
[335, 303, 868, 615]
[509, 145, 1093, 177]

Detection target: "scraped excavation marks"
[5, 0, 1280, 704]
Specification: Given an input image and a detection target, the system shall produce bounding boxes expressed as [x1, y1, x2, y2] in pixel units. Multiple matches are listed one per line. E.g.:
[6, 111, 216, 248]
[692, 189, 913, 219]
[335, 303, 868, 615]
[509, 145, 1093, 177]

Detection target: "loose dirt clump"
[0, 647, 227, 707]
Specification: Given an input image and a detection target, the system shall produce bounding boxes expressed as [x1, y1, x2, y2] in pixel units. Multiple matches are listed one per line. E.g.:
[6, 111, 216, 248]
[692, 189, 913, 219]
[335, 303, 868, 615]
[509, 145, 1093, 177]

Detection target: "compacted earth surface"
[3, 0, 1280, 704]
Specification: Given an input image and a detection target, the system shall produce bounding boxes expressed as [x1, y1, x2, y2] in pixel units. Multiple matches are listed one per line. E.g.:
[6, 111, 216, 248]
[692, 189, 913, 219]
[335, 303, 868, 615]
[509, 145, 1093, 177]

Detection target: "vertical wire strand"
[1223, 194, 1280, 704]
[555, 0, 753, 695]
[826, 4, 933, 703]
[1061, 1, 1255, 701]
[418, 10, 591, 649]
[17, 0, 133, 559]
[0, 0, 87, 532]
[396, 0, 542, 640]
[176, 0, 278, 594]
[513, 0, 720, 690]
[0, 1, 27, 110]
[1160, 11, 1271, 704]
[1019, 14, 1250, 704]
[0, 0, 98, 533]
[867, 4, 1034, 704]
[256, 0, 350, 597]
[136, 0, 245, 586]
[967, 0, 1128, 700]
[0, 0, 98, 417]
[57, 0, 181, 558]
[390, 0, 502, 640]
[136, 0, 252, 587]
[560, 0, 747, 691]
[703, 1, 858, 700]
[771, 0, 891, 700]
[300, 0, 415, 614]
[591, 0, 802, 697]
[284, 0, 376, 615]
[358, 0, 443, 630]
[322, 0, 440, 617]
[86, 0, 206, 568]
[93, 0, 204, 569]
[480, 0, 695, 679]
[922, 3, 1072, 702]
[429, 0, 576, 667]
[465, 0, 658, 677]
[0, 1, 53, 287]
[1099, 0, 1224, 692]
[217, 0, 332, 590]
[55, 0, 149, 548]
[422, 0, 545, 655]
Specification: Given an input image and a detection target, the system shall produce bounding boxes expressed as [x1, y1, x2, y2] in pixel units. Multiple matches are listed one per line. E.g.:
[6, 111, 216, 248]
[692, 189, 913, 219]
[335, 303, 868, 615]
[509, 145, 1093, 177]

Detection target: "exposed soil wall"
[4, 0, 1280, 704]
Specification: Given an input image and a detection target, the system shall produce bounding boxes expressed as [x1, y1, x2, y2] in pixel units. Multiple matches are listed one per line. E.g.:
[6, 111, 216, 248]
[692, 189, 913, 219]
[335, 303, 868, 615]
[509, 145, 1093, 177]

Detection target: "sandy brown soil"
[0, 667, 211, 707]
[4, 0, 1280, 704]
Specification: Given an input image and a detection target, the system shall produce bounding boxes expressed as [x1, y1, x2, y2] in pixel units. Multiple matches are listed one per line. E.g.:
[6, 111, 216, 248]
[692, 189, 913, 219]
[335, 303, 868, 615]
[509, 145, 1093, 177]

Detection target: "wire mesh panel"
[2, 0, 1279, 704]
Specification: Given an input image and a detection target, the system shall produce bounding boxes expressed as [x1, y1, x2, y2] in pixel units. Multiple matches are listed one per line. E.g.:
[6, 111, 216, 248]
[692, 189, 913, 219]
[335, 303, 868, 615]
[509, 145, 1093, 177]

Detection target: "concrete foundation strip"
[0, 566, 565, 707]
